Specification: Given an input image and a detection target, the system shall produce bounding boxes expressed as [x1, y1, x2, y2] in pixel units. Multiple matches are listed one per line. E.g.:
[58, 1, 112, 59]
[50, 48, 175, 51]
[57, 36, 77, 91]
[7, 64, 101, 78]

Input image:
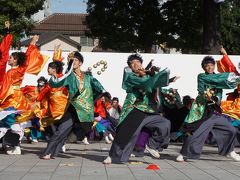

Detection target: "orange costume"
[221, 94, 240, 120]
[218, 55, 240, 120]
[0, 33, 13, 84]
[35, 74, 68, 125]
[20, 85, 39, 104]
[94, 98, 112, 119]
[20, 85, 48, 119]
[0, 44, 49, 123]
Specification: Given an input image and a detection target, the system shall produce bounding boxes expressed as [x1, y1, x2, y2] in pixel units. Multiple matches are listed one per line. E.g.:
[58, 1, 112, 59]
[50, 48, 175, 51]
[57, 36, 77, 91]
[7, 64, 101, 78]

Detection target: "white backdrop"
[8, 51, 240, 104]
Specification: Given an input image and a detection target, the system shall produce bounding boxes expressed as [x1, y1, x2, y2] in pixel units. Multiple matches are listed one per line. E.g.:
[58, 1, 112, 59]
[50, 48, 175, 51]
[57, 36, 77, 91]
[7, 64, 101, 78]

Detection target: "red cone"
[146, 164, 160, 170]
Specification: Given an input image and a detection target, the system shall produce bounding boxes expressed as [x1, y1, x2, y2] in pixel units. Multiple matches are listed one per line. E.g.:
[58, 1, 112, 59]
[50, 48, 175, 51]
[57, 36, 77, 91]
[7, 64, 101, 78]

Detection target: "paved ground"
[1, 141, 240, 180]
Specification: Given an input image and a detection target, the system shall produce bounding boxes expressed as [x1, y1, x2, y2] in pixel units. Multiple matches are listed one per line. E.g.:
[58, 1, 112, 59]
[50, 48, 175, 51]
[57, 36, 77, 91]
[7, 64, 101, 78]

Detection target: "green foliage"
[220, 1, 240, 54]
[160, 0, 204, 53]
[87, 0, 240, 54]
[86, 0, 165, 52]
[0, 0, 45, 47]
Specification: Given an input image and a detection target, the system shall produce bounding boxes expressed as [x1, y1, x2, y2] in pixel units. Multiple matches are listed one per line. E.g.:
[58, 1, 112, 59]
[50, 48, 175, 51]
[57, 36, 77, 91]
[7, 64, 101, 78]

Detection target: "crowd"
[1, 21, 240, 164]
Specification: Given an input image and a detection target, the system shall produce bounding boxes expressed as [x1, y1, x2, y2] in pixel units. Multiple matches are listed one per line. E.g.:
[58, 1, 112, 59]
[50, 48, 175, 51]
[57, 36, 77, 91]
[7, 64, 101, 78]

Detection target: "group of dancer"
[1, 21, 240, 164]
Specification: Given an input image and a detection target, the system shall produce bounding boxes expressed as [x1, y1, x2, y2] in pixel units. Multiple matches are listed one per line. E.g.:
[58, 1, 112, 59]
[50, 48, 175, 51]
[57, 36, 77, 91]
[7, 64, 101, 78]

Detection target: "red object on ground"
[146, 164, 160, 170]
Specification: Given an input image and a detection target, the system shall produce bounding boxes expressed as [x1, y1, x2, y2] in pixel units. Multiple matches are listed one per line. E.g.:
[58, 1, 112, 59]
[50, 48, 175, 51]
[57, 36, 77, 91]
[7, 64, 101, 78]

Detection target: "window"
[80, 36, 94, 46]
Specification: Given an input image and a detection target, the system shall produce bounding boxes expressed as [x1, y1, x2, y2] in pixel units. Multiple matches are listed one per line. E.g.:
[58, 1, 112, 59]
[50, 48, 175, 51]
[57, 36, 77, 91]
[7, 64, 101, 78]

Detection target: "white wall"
[81, 46, 94, 52]
[69, 36, 80, 43]
[9, 51, 240, 105]
[40, 39, 78, 52]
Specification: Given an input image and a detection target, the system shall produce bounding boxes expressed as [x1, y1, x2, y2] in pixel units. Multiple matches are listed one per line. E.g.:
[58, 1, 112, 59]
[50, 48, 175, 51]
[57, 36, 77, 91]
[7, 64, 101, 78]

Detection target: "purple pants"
[135, 128, 150, 149]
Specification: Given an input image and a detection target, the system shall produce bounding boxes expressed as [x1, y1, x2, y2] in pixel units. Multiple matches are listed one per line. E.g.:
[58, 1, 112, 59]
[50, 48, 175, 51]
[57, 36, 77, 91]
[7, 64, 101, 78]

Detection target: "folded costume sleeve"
[122, 68, 170, 93]
[49, 69, 73, 88]
[0, 33, 13, 83]
[197, 72, 240, 94]
[217, 55, 238, 74]
[36, 85, 51, 101]
[24, 44, 49, 75]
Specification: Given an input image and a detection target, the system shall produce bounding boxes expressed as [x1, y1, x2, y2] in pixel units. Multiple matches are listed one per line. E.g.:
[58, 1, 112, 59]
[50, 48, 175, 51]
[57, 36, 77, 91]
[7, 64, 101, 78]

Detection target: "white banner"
[8, 51, 240, 104]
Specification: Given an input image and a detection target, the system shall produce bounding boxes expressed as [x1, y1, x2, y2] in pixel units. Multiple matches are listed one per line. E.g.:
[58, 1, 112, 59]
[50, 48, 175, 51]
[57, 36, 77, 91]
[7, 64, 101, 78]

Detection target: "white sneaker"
[229, 151, 240, 161]
[108, 133, 114, 141]
[103, 156, 112, 164]
[105, 136, 112, 144]
[61, 145, 66, 153]
[145, 145, 160, 158]
[130, 153, 136, 157]
[6, 146, 21, 155]
[32, 139, 38, 143]
[82, 137, 90, 145]
[176, 154, 185, 162]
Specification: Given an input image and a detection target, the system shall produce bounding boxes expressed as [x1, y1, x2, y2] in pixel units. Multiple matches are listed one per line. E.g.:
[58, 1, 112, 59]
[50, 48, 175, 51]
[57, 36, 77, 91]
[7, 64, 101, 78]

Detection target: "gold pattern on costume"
[74, 72, 85, 92]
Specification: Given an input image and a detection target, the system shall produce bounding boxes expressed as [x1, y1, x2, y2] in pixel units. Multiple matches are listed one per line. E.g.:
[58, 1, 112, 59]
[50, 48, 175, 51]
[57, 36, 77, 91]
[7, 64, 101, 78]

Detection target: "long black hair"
[48, 61, 64, 74]
[112, 97, 121, 114]
[11, 52, 26, 66]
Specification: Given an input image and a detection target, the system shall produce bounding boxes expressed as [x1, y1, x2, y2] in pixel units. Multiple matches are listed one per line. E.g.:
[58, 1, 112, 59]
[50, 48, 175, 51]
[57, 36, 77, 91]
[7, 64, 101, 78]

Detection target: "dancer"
[41, 51, 105, 159]
[103, 54, 171, 164]
[0, 35, 48, 154]
[176, 50, 240, 162]
[35, 53, 68, 127]
[21, 76, 48, 143]
[36, 57, 68, 150]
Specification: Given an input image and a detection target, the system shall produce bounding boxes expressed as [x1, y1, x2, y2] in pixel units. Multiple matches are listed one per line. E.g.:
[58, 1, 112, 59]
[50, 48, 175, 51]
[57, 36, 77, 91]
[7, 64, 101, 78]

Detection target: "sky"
[51, 0, 87, 13]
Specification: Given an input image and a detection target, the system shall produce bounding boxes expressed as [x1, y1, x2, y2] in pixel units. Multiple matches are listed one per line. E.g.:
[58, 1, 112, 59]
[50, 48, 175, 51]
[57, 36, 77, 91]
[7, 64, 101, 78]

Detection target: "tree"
[0, 0, 45, 47]
[156, 0, 240, 54]
[87, 0, 240, 54]
[220, 0, 240, 54]
[202, 0, 221, 54]
[160, 0, 203, 54]
[86, 0, 165, 52]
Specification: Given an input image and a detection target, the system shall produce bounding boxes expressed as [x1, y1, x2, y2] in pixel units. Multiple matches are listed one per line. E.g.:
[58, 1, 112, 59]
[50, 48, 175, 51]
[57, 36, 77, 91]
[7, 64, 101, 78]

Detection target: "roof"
[21, 32, 81, 50]
[30, 13, 88, 36]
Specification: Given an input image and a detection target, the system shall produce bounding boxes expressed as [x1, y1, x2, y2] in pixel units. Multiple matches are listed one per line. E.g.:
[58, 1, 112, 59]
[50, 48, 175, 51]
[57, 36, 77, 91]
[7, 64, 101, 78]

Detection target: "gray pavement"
[1, 141, 240, 180]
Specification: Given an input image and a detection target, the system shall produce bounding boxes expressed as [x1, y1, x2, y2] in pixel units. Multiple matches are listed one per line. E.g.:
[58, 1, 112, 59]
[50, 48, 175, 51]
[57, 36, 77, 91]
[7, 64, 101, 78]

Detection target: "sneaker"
[41, 154, 51, 160]
[6, 146, 21, 155]
[32, 139, 38, 143]
[145, 145, 160, 158]
[229, 151, 240, 161]
[82, 137, 90, 145]
[103, 156, 112, 164]
[105, 136, 112, 144]
[61, 145, 66, 153]
[130, 153, 136, 157]
[108, 133, 114, 141]
[176, 154, 185, 162]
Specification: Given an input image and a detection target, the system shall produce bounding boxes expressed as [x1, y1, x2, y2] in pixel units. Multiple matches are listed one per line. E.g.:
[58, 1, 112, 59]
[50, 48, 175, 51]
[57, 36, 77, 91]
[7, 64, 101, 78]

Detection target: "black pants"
[180, 114, 236, 159]
[43, 111, 73, 157]
[109, 110, 170, 163]
[43, 104, 93, 157]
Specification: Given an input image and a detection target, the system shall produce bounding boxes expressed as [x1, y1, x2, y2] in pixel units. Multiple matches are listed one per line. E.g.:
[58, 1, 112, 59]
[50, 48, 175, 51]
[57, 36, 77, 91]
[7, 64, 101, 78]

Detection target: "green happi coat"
[118, 67, 170, 125]
[185, 72, 240, 124]
[49, 69, 104, 123]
